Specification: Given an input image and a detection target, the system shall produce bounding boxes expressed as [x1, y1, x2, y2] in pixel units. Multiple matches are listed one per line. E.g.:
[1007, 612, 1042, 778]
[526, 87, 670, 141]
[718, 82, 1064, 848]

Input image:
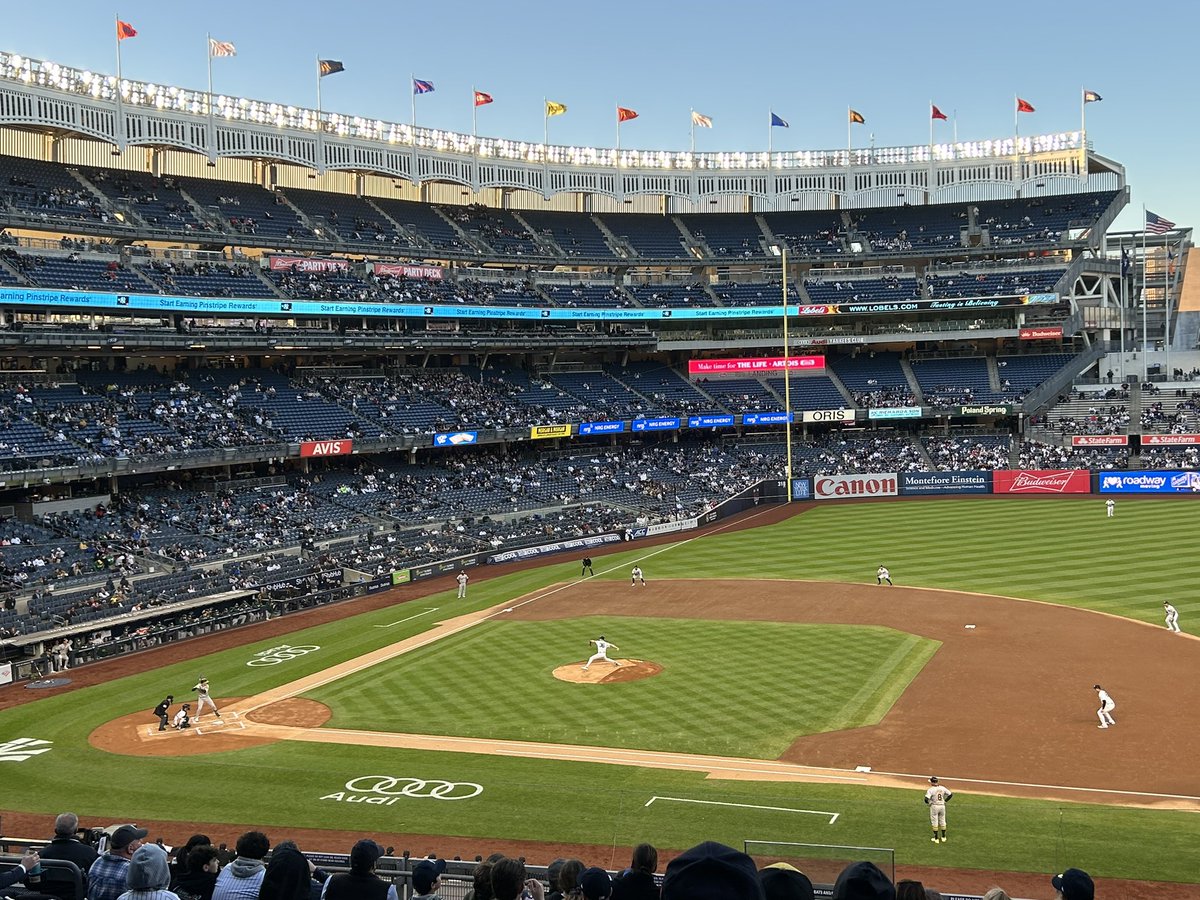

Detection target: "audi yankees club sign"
[247, 644, 321, 667]
[321, 775, 483, 805]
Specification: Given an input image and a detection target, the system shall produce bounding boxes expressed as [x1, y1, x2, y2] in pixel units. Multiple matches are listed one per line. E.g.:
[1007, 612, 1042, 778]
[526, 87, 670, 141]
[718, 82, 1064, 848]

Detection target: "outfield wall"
[791, 469, 1200, 499]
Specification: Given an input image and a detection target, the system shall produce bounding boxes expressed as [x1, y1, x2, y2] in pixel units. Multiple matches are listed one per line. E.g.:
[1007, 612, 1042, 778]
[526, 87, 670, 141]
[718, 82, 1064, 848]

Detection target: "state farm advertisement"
[370, 262, 445, 280]
[993, 470, 1090, 494]
[688, 356, 825, 376]
[1142, 434, 1200, 445]
[268, 255, 350, 273]
[813, 473, 898, 499]
[1071, 435, 1129, 447]
[1019, 326, 1064, 340]
[299, 440, 354, 458]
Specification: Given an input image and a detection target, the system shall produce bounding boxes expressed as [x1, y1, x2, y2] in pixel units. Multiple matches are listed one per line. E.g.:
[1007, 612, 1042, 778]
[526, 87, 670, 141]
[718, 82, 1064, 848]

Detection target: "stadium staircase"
[589, 216, 633, 259]
[361, 199, 427, 249]
[986, 357, 1003, 393]
[1019, 343, 1108, 414]
[511, 211, 565, 257]
[275, 193, 331, 242]
[824, 369, 857, 408]
[898, 358, 925, 403]
[670, 216, 709, 259]
[910, 436, 935, 469]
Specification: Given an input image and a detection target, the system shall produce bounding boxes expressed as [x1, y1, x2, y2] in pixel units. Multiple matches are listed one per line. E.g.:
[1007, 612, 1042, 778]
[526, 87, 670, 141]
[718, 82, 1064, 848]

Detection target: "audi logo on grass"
[320, 775, 483, 804]
[246, 644, 321, 666]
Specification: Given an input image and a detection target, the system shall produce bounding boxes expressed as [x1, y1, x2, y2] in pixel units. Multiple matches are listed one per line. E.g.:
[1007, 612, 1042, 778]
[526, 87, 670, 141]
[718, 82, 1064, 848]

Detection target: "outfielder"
[1164, 601, 1181, 633]
[924, 776, 953, 843]
[876, 565, 892, 586]
[1094, 684, 1116, 728]
[193, 677, 219, 720]
[583, 636, 620, 671]
[1106, 498, 1115, 518]
[630, 566, 646, 586]
[456, 570, 469, 599]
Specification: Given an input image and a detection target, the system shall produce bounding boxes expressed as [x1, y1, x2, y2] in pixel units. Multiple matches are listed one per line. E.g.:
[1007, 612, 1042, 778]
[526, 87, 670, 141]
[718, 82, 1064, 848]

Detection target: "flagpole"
[1119, 236, 1126, 381]
[616, 105, 621, 161]
[1165, 236, 1173, 379]
[767, 109, 772, 156]
[953, 109, 958, 144]
[411, 73, 417, 127]
[316, 55, 324, 175]
[472, 86, 477, 138]
[846, 106, 851, 157]
[206, 35, 216, 165]
[114, 15, 125, 152]
[543, 97, 548, 147]
[1142, 204, 1148, 381]
[690, 109, 695, 155]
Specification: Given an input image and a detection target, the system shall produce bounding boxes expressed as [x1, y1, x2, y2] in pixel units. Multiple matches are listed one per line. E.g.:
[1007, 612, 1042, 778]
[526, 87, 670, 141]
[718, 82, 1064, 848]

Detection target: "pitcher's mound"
[553, 659, 663, 684]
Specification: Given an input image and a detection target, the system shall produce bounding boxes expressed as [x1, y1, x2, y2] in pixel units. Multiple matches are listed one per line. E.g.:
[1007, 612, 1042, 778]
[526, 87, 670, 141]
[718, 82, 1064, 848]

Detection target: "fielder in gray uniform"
[924, 776, 953, 843]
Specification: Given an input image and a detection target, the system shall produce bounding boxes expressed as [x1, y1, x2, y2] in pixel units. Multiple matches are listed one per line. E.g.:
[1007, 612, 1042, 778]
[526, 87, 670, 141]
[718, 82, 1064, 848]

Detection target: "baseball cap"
[350, 840, 384, 874]
[579, 866, 613, 900]
[662, 841, 764, 900]
[831, 861, 895, 900]
[111, 824, 149, 851]
[1051, 868, 1094, 900]
[759, 863, 815, 900]
[412, 857, 447, 893]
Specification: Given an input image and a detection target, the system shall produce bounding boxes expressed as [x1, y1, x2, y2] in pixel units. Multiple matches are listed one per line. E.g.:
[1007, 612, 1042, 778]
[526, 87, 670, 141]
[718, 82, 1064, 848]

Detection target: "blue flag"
[413, 78, 435, 95]
[770, 112, 789, 128]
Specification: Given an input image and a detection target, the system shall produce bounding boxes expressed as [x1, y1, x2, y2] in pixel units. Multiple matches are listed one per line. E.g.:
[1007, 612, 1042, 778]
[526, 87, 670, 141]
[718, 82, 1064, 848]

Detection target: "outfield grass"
[2, 497, 1198, 884]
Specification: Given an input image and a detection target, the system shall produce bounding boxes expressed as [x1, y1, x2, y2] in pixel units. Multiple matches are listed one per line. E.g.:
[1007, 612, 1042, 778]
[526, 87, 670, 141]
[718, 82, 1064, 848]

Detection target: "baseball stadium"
[0, 27, 1198, 900]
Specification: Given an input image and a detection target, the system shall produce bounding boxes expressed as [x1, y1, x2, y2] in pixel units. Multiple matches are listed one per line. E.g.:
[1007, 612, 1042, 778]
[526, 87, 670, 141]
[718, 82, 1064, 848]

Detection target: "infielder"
[1105, 498, 1115, 518]
[456, 570, 469, 599]
[1094, 684, 1116, 728]
[583, 635, 620, 671]
[1164, 601, 1181, 633]
[193, 677, 219, 720]
[630, 566, 646, 586]
[924, 776, 953, 843]
[581, 556, 594, 577]
[876, 565, 893, 586]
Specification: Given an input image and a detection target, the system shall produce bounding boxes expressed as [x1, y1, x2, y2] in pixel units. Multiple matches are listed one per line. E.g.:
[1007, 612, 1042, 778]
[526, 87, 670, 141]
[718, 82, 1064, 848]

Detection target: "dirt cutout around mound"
[552, 659, 663, 684]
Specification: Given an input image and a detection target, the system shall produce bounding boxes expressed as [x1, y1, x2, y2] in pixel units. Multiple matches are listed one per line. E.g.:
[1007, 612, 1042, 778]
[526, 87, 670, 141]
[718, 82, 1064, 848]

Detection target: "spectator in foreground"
[119, 843, 180, 900]
[172, 845, 220, 900]
[490, 858, 544, 900]
[38, 811, 99, 897]
[555, 860, 585, 900]
[410, 857, 446, 900]
[258, 846, 316, 900]
[578, 868, 612, 900]
[212, 831, 270, 900]
[169, 835, 212, 886]
[611, 844, 658, 900]
[980, 890, 1010, 900]
[1051, 868, 1094, 900]
[465, 860, 496, 900]
[831, 861, 895, 900]
[0, 849, 39, 897]
[896, 881, 925, 900]
[661, 841, 764, 900]
[90, 826, 150, 900]
[758, 862, 814, 900]
[319, 840, 397, 900]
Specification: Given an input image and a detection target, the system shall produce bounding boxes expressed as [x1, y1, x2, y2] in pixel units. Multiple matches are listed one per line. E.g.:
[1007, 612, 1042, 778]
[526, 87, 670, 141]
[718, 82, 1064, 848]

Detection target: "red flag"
[116, 20, 137, 40]
[617, 106, 638, 123]
[1017, 98, 1035, 113]
[473, 91, 493, 107]
[931, 104, 948, 121]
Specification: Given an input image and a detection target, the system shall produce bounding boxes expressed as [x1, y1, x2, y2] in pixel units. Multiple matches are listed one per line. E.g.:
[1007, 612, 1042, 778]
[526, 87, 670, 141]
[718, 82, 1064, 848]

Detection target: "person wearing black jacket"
[36, 813, 99, 900]
[153, 695, 174, 731]
[611, 845, 658, 900]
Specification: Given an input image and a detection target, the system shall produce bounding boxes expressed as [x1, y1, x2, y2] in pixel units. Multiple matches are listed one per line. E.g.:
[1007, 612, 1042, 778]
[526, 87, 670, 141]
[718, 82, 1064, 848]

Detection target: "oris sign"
[813, 473, 898, 499]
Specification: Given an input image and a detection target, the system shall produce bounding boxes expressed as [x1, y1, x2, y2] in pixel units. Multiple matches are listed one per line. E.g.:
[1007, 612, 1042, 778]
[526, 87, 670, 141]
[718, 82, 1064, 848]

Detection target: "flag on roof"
[208, 38, 236, 58]
[849, 109, 865, 124]
[617, 106, 638, 122]
[1017, 98, 1035, 113]
[931, 104, 948, 121]
[1145, 210, 1176, 234]
[318, 60, 344, 77]
[1120, 248, 1131, 278]
[413, 79, 435, 95]
[1083, 89, 1102, 103]
[474, 90, 493, 107]
[116, 20, 137, 40]
[545, 100, 566, 117]
[770, 112, 788, 128]
[691, 110, 713, 128]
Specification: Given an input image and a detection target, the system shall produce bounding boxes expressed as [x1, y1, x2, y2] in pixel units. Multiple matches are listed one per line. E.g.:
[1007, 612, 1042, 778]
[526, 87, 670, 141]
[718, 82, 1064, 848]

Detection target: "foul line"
[872, 768, 1200, 804]
[374, 608, 440, 628]
[644, 795, 840, 824]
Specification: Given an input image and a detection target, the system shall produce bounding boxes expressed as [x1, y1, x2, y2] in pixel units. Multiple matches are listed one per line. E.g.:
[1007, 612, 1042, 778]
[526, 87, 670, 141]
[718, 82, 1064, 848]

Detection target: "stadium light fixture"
[769, 244, 794, 502]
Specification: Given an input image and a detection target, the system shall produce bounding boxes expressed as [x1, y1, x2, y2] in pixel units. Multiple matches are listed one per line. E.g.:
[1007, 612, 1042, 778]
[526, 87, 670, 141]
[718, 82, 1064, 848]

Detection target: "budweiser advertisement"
[993, 469, 1090, 494]
[370, 262, 445, 280]
[813, 473, 898, 500]
[688, 356, 825, 376]
[1018, 326, 1064, 340]
[268, 255, 349, 273]
[299, 440, 354, 458]
[1071, 435, 1129, 447]
[1142, 434, 1200, 445]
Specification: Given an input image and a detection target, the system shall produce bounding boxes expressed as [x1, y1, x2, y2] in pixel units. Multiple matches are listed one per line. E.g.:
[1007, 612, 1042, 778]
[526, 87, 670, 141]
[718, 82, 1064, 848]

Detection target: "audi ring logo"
[246, 644, 321, 667]
[320, 775, 483, 804]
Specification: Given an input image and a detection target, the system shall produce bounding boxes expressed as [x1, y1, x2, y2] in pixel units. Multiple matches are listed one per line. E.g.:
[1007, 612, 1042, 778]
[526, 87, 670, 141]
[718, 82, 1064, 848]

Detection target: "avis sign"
[813, 473, 898, 499]
[299, 440, 354, 458]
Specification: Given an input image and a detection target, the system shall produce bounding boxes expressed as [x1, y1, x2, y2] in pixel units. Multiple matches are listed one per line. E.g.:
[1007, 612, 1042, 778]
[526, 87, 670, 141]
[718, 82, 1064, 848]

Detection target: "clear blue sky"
[6, 0, 1198, 234]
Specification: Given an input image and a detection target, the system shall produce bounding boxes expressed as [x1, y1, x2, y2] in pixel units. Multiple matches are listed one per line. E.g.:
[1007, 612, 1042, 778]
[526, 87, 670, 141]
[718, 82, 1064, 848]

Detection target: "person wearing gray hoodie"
[212, 832, 270, 900]
[119, 843, 180, 900]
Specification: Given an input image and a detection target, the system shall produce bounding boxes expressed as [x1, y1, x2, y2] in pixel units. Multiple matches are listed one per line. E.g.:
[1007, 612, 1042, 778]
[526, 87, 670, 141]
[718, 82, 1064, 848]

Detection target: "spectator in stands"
[610, 845, 657, 900]
[172, 845, 220, 900]
[758, 863, 814, 900]
[319, 840, 396, 900]
[89, 825, 149, 900]
[490, 858, 543, 900]
[578, 868, 611, 900]
[258, 845, 316, 900]
[37, 811, 99, 896]
[409, 857, 446, 900]
[1051, 868, 1093, 900]
[120, 842, 179, 900]
[0, 849, 40, 896]
[831, 861, 895, 900]
[169, 835, 212, 886]
[465, 860, 496, 900]
[211, 831, 269, 900]
[555, 860, 585, 900]
[661, 842, 763, 900]
[895, 881, 925, 900]
[980, 890, 1010, 900]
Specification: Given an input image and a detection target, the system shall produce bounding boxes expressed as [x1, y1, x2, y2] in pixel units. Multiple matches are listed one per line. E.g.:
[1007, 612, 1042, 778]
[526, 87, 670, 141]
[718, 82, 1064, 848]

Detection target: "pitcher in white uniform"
[583, 636, 620, 671]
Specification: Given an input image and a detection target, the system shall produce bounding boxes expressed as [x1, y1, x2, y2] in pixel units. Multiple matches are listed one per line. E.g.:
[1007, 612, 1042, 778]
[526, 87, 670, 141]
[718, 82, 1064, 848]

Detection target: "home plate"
[855, 766, 872, 773]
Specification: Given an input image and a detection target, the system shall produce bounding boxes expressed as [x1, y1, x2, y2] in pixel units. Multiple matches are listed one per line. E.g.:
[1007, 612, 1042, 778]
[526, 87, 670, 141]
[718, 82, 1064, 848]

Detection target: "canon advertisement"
[899, 471, 991, 495]
[688, 355, 825, 376]
[1099, 471, 1200, 494]
[813, 473, 898, 499]
[992, 470, 1090, 494]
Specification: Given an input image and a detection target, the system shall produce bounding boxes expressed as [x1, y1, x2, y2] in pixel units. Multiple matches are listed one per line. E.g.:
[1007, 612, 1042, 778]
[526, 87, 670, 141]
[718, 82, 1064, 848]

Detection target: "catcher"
[924, 776, 953, 843]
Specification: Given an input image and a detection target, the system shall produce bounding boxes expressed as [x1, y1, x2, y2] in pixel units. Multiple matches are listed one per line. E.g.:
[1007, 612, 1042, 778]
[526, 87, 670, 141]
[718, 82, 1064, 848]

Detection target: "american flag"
[1145, 210, 1176, 234]
[208, 38, 236, 58]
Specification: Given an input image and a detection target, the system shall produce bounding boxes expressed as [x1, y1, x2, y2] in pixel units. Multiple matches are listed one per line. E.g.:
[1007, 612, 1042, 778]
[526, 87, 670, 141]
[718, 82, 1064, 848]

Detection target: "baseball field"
[2, 496, 1198, 895]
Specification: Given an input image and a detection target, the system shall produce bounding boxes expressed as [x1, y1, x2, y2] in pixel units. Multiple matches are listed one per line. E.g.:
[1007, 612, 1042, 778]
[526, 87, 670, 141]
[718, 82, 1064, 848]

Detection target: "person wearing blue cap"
[1051, 868, 1094, 900]
[661, 841, 763, 900]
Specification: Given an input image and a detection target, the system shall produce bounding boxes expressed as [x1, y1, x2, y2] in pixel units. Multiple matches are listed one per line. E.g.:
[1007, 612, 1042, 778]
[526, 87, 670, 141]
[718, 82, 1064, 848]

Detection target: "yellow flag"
[849, 109, 865, 125]
[545, 100, 567, 117]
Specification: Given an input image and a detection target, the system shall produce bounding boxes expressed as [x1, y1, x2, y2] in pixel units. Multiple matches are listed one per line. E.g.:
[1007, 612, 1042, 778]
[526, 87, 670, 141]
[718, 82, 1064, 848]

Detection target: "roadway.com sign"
[992, 470, 1090, 493]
